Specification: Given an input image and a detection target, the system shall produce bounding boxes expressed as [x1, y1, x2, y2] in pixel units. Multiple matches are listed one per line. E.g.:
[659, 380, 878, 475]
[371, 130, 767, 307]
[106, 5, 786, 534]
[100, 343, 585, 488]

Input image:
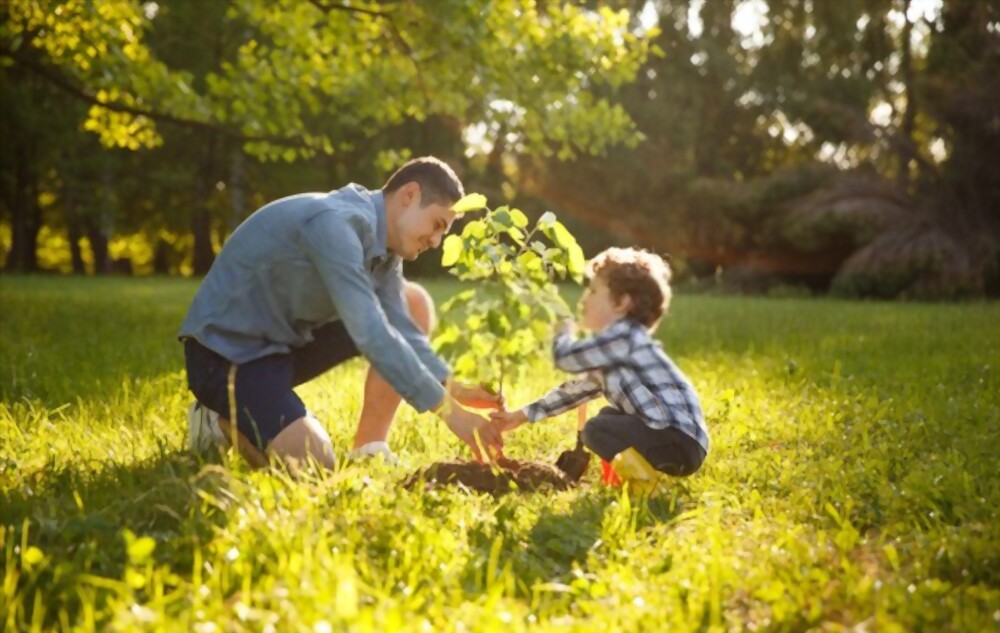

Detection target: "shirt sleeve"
[300, 211, 445, 412]
[375, 261, 451, 383]
[552, 320, 633, 373]
[522, 374, 603, 422]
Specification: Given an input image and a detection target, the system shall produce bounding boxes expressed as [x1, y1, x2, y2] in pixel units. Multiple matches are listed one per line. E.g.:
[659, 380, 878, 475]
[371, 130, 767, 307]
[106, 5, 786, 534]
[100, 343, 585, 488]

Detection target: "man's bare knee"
[217, 417, 269, 469]
[268, 416, 336, 470]
[403, 281, 435, 334]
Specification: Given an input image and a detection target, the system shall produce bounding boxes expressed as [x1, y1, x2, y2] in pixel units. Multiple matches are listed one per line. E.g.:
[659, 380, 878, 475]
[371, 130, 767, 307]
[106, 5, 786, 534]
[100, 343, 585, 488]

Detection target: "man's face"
[395, 193, 457, 261]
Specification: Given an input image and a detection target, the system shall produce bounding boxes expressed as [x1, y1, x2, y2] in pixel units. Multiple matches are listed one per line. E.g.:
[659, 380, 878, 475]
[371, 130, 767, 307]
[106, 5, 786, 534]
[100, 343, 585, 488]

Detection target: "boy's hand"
[450, 381, 506, 410]
[488, 409, 528, 434]
[556, 318, 577, 338]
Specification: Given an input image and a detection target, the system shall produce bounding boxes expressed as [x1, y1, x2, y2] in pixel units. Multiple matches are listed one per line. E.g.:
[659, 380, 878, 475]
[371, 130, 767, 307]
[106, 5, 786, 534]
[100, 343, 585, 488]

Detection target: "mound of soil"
[403, 456, 575, 494]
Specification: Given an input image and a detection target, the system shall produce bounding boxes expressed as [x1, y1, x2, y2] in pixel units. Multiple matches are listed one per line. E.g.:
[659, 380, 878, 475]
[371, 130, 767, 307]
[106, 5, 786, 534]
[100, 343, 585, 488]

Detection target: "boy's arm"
[552, 320, 632, 373]
[523, 374, 603, 422]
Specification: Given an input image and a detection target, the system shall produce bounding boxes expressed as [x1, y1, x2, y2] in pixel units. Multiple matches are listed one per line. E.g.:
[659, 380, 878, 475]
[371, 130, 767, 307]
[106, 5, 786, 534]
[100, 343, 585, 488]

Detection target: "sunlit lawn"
[2, 276, 998, 631]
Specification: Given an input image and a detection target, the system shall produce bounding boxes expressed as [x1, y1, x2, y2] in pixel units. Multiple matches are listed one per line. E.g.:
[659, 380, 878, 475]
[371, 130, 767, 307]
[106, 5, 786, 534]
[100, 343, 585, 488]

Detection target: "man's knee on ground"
[268, 415, 336, 470]
[403, 281, 436, 334]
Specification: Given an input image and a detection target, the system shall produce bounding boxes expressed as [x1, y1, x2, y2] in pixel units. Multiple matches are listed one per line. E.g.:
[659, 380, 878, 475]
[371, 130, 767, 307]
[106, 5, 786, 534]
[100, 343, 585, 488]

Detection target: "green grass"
[1, 276, 998, 632]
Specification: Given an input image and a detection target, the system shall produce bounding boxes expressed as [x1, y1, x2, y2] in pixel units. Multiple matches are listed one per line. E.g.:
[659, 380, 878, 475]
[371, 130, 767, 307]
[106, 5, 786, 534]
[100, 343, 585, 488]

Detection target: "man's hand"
[488, 409, 528, 434]
[438, 398, 504, 461]
[449, 381, 506, 410]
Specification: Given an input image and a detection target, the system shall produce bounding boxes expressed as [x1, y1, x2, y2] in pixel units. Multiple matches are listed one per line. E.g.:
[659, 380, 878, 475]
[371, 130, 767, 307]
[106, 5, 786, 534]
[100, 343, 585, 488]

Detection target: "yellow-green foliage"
[1, 277, 998, 631]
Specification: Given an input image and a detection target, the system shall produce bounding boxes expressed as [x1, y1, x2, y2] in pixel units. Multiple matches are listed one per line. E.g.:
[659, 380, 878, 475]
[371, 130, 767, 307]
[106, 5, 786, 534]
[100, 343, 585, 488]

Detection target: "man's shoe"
[187, 401, 226, 453]
[348, 441, 400, 465]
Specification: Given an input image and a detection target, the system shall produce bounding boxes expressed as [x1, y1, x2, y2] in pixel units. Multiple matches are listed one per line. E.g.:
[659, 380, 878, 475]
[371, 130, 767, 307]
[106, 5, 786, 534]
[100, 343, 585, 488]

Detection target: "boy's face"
[579, 275, 630, 331]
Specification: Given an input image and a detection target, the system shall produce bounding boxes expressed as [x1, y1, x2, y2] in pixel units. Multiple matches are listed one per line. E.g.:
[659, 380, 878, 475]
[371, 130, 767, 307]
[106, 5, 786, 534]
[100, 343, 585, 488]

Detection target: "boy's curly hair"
[586, 247, 672, 329]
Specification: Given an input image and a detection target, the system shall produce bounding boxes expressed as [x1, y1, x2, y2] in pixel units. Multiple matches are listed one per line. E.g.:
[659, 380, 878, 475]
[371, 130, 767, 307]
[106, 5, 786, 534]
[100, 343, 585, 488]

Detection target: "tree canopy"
[2, 0, 998, 298]
[4, 0, 652, 159]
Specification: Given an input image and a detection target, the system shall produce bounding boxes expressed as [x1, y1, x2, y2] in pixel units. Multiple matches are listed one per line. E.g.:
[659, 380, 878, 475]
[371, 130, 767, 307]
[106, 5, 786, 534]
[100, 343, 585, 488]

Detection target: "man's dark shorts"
[184, 321, 360, 450]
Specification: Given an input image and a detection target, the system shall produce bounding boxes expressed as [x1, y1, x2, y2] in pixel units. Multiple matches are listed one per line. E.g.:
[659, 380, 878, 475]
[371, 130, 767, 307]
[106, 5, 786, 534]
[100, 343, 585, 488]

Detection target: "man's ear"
[403, 181, 422, 207]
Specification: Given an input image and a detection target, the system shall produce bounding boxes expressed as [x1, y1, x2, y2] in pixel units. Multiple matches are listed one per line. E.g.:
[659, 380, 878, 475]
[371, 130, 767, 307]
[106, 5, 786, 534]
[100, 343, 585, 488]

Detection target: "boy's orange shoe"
[601, 459, 622, 486]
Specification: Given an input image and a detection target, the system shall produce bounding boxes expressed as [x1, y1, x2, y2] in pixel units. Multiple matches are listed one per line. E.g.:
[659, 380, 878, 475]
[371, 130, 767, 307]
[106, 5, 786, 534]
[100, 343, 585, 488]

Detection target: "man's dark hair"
[383, 156, 464, 207]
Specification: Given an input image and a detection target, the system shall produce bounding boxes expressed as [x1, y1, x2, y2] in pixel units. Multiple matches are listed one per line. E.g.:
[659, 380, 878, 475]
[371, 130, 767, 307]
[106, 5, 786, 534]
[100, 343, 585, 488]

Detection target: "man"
[179, 156, 503, 468]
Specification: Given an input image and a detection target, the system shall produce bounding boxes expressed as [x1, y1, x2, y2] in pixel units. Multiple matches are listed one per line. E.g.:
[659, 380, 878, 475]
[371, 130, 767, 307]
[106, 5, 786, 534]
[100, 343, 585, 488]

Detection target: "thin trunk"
[86, 218, 109, 275]
[7, 143, 41, 272]
[66, 197, 85, 275]
[192, 133, 218, 275]
[228, 147, 246, 232]
[153, 238, 172, 275]
[60, 153, 86, 275]
[898, 0, 917, 193]
[89, 161, 116, 275]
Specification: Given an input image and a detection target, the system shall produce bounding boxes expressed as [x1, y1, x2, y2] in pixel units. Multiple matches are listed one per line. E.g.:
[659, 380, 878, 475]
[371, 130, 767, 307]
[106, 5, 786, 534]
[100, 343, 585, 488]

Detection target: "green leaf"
[492, 209, 513, 229]
[517, 251, 542, 272]
[462, 219, 486, 239]
[127, 535, 156, 565]
[567, 243, 586, 277]
[23, 546, 44, 567]
[453, 193, 488, 213]
[538, 211, 556, 227]
[509, 208, 529, 228]
[441, 234, 462, 267]
[486, 309, 510, 335]
[550, 220, 577, 249]
[433, 324, 460, 348]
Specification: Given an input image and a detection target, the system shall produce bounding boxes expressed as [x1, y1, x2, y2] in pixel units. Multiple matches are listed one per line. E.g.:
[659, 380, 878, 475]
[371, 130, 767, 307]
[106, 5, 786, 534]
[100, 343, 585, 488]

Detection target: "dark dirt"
[403, 456, 580, 494]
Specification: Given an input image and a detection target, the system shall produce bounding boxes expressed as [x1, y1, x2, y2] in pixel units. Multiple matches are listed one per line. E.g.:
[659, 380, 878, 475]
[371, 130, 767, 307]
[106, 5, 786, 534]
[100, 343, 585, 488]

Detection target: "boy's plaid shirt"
[523, 318, 710, 452]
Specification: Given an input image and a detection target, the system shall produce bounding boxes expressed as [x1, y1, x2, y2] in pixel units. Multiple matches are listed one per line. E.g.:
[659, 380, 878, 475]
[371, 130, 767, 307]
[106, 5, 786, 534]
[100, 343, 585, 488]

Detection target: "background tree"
[520, 0, 999, 297]
[2, 1, 998, 298]
[2, 0, 654, 272]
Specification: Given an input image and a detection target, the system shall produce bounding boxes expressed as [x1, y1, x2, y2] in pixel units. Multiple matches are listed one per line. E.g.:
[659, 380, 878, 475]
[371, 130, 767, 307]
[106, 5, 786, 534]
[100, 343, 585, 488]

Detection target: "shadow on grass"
[3, 448, 233, 623]
[462, 486, 689, 595]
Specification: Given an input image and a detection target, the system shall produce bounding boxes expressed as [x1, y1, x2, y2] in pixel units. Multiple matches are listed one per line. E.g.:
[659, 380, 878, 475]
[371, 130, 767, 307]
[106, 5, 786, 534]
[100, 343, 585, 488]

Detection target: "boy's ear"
[615, 293, 633, 315]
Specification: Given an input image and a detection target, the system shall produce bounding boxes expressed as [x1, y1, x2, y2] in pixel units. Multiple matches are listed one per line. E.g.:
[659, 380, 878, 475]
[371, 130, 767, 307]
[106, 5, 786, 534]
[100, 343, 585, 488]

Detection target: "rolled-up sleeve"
[376, 263, 451, 384]
[301, 212, 445, 412]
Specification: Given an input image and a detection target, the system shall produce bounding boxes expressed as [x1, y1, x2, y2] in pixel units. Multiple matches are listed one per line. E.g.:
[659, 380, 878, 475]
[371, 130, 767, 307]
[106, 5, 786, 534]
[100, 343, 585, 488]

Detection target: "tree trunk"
[897, 0, 917, 193]
[88, 161, 117, 275]
[6, 143, 41, 272]
[67, 202, 85, 275]
[228, 146, 246, 232]
[192, 133, 218, 275]
[61, 153, 86, 275]
[86, 218, 110, 275]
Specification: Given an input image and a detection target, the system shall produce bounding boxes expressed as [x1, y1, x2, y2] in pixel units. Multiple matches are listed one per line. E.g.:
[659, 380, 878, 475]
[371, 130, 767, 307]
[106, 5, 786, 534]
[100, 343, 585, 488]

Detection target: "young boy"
[488, 247, 709, 478]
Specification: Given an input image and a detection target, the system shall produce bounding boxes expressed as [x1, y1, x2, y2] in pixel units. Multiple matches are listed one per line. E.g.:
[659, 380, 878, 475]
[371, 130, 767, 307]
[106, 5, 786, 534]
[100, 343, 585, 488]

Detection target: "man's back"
[179, 185, 387, 363]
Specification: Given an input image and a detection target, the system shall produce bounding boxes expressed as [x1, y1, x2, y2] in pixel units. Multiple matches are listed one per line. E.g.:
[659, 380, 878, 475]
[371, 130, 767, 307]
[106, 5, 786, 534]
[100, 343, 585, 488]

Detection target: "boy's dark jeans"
[582, 407, 706, 477]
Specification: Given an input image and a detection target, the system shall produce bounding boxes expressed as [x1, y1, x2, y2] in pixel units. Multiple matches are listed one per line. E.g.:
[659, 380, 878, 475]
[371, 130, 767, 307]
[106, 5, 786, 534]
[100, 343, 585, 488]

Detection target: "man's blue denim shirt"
[179, 184, 448, 412]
